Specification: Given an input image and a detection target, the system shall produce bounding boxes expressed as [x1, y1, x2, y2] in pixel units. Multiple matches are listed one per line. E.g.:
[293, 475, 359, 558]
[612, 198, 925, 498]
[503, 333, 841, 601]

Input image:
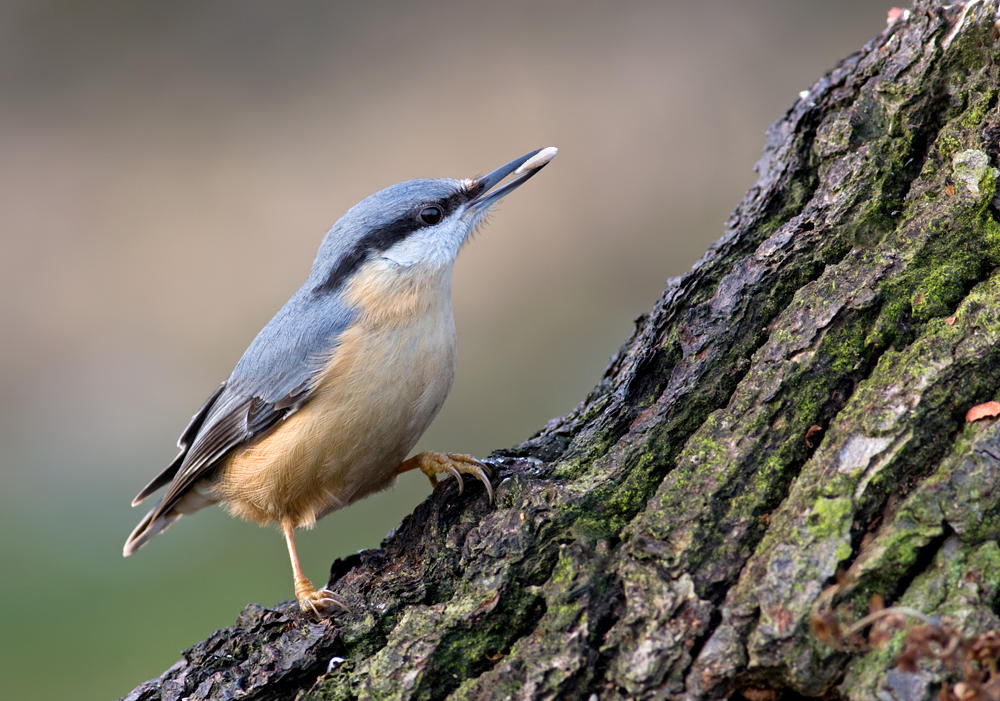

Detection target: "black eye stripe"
[438, 189, 471, 217]
[313, 182, 483, 295]
[312, 218, 413, 294]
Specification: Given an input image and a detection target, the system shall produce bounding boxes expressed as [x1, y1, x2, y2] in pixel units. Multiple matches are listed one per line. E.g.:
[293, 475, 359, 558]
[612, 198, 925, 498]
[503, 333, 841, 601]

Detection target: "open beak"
[467, 147, 558, 213]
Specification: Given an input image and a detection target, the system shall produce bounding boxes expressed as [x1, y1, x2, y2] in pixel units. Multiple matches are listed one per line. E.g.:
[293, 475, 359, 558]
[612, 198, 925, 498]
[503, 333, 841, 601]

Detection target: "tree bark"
[123, 3, 1000, 700]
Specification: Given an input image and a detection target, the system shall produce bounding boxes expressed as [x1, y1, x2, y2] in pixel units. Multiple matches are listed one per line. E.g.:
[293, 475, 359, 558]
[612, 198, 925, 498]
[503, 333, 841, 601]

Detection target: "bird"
[124, 147, 558, 615]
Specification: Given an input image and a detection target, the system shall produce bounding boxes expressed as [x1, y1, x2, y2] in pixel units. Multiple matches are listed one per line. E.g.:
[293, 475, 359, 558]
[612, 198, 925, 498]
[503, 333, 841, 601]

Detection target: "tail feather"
[131, 453, 184, 507]
[123, 489, 217, 556]
[123, 502, 182, 557]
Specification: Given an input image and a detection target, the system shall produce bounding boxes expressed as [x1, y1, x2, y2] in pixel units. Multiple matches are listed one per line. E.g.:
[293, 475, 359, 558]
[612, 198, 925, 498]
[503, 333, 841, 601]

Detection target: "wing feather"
[132, 288, 355, 528]
[131, 382, 226, 506]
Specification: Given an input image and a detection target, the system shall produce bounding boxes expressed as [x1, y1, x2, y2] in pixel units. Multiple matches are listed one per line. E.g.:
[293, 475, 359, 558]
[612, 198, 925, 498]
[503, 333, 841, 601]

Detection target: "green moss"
[936, 131, 963, 161]
[868, 138, 1000, 345]
[844, 624, 908, 698]
[807, 498, 853, 540]
[896, 539, 1000, 626]
[911, 260, 980, 323]
[551, 457, 584, 481]
[854, 522, 943, 599]
[496, 472, 527, 505]
[571, 449, 665, 540]
[945, 22, 996, 78]
[968, 540, 1000, 603]
[755, 165, 818, 241]
[960, 91, 992, 129]
[385, 585, 546, 700]
[451, 673, 524, 701]
[301, 671, 357, 701]
[539, 550, 591, 626]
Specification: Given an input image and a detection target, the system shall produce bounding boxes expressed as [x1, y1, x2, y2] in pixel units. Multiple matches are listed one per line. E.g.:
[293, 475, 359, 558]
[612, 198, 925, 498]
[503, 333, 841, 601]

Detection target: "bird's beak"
[467, 147, 558, 213]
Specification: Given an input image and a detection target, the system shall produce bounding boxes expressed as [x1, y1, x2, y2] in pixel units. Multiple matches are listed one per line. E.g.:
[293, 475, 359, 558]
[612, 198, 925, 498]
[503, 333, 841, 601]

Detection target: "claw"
[397, 451, 494, 503]
[297, 580, 349, 616]
[446, 464, 464, 494]
[300, 587, 350, 616]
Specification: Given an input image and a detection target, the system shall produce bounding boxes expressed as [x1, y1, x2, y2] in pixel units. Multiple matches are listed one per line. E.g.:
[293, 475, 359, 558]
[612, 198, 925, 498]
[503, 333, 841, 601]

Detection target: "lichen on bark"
[123, 3, 1000, 700]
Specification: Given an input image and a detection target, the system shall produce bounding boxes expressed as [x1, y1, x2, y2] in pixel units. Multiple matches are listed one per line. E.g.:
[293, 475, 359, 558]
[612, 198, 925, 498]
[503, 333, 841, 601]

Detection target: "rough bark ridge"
[124, 3, 1000, 700]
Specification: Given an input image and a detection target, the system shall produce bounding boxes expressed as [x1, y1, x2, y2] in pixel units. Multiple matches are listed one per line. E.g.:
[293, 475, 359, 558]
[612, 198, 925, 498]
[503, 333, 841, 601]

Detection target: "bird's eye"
[419, 206, 442, 225]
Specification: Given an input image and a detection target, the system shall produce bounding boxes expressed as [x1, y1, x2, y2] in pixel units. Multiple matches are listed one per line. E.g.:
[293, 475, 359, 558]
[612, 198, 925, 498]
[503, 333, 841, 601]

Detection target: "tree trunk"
[122, 3, 1000, 700]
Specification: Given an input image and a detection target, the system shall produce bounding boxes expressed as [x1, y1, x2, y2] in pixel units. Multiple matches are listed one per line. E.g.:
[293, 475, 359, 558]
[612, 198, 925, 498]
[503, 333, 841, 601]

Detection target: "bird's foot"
[399, 451, 494, 503]
[294, 576, 349, 617]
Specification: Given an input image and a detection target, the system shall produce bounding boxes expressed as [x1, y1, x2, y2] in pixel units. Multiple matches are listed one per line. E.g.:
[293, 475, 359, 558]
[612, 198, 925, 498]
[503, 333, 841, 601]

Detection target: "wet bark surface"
[123, 3, 1000, 699]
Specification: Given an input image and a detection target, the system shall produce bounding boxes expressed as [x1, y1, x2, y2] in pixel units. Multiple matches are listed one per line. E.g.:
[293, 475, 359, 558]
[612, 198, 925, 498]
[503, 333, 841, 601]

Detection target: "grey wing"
[122, 378, 315, 556]
[138, 289, 356, 523]
[131, 382, 226, 506]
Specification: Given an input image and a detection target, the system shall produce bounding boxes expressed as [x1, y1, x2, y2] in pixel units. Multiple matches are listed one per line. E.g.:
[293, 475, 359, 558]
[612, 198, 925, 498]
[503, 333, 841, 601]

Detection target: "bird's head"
[309, 147, 557, 296]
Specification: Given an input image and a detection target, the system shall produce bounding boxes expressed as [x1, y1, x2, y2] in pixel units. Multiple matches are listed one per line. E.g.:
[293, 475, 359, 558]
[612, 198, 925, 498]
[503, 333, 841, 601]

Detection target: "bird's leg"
[281, 520, 348, 616]
[396, 452, 494, 503]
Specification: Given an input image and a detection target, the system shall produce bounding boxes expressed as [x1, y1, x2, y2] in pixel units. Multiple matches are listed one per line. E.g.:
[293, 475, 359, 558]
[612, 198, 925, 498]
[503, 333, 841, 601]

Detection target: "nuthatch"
[124, 147, 558, 615]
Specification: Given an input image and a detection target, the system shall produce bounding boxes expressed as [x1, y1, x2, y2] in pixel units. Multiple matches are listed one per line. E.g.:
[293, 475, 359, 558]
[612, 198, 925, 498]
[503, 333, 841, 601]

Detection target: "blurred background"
[0, 0, 887, 698]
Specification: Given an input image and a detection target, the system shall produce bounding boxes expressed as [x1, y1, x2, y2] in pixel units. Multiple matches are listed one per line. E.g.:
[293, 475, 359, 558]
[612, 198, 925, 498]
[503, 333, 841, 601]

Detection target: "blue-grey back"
[227, 286, 356, 403]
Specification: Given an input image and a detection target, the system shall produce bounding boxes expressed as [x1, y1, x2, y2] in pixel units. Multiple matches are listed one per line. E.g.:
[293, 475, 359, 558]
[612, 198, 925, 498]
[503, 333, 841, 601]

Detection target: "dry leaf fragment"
[741, 689, 778, 701]
[805, 424, 822, 448]
[967, 401, 1000, 422]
